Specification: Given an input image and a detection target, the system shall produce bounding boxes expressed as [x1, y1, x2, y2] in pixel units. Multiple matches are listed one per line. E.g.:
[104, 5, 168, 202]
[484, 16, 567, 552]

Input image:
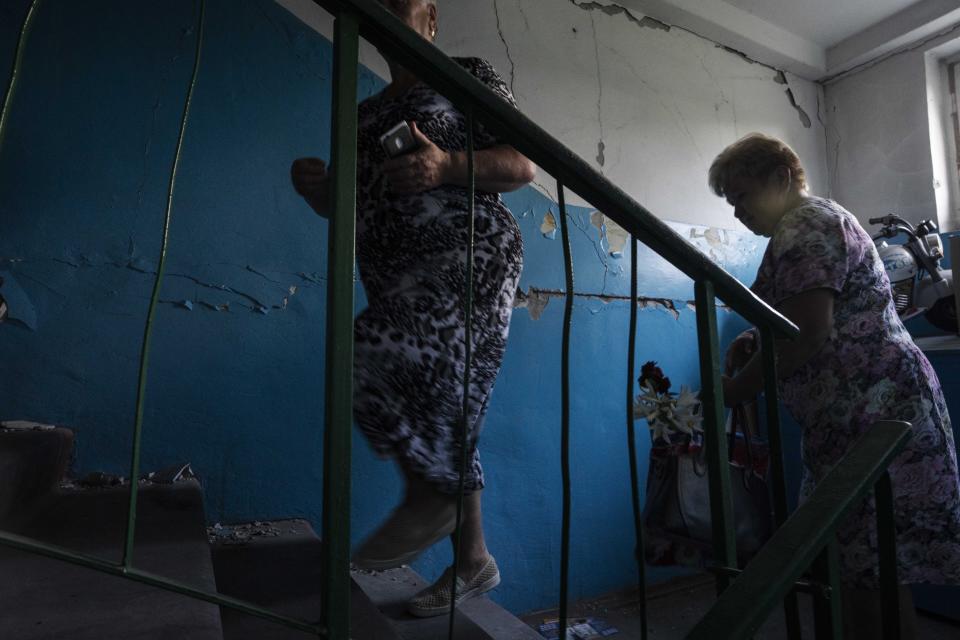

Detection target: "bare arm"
[292, 122, 536, 217]
[382, 121, 536, 195]
[290, 157, 331, 218]
[441, 144, 537, 193]
[722, 287, 835, 406]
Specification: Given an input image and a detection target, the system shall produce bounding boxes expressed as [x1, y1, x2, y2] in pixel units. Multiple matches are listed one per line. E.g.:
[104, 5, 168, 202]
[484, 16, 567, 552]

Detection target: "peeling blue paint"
[0, 271, 37, 330]
[0, 0, 770, 616]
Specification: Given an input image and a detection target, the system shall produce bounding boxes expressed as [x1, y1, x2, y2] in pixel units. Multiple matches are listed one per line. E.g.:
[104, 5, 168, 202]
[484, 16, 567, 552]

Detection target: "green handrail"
[309, 0, 798, 341]
[686, 421, 912, 639]
[0, 1, 835, 639]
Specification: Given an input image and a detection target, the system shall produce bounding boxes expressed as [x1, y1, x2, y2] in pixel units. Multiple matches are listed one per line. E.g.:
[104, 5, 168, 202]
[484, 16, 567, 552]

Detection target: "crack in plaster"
[587, 11, 606, 168]
[814, 90, 837, 198]
[569, 0, 805, 124]
[492, 0, 518, 97]
[700, 55, 730, 108]
[783, 86, 812, 129]
[569, 209, 623, 294]
[568, 1, 670, 32]
[515, 0, 532, 32]
[3, 256, 316, 315]
[530, 178, 557, 201]
[515, 286, 686, 320]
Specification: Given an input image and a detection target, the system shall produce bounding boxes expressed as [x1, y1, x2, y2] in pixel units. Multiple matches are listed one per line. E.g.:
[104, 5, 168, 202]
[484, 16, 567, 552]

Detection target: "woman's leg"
[449, 490, 491, 579]
[351, 466, 457, 569]
[399, 464, 457, 513]
[841, 586, 918, 640]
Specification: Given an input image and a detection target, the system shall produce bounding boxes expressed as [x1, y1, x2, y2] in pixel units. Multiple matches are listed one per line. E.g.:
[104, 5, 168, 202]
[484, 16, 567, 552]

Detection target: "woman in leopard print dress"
[291, 0, 534, 615]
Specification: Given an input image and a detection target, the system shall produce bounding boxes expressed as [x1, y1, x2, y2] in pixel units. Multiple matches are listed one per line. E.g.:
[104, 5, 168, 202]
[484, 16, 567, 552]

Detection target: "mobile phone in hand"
[379, 121, 419, 158]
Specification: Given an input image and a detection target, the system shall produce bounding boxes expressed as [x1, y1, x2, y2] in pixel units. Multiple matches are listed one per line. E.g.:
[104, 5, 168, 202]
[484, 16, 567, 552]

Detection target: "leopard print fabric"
[352, 58, 524, 494]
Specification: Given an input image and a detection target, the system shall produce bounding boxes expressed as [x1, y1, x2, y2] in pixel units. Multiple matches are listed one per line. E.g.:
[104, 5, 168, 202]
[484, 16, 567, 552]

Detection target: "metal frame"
[687, 421, 911, 639]
[0, 1, 911, 639]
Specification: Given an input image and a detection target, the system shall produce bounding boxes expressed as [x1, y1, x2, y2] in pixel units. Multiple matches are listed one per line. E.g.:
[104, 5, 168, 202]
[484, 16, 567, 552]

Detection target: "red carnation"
[639, 361, 671, 394]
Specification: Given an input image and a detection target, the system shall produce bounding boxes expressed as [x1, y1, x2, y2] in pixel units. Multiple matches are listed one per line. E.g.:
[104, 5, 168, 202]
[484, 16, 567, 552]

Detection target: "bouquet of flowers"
[634, 361, 703, 448]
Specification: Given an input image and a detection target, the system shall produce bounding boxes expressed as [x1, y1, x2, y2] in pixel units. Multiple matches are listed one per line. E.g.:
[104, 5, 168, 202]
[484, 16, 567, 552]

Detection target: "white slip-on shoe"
[406, 555, 501, 618]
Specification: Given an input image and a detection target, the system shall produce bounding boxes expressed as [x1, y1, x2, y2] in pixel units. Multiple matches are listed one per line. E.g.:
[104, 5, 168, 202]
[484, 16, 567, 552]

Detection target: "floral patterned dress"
[751, 196, 960, 587]
[350, 58, 523, 495]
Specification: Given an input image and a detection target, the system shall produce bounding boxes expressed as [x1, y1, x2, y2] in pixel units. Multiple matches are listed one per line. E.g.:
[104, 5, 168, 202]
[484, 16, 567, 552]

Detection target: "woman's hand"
[291, 157, 331, 216]
[382, 122, 451, 195]
[724, 329, 758, 376]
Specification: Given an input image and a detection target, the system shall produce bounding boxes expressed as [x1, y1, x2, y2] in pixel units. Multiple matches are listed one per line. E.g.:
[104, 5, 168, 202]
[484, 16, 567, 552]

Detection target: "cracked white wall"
[276, 0, 828, 229]
[435, 0, 828, 227]
[824, 28, 960, 231]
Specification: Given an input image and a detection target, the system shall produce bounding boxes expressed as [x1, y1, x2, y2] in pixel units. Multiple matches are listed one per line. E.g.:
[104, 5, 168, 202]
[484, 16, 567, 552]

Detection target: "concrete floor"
[521, 574, 960, 639]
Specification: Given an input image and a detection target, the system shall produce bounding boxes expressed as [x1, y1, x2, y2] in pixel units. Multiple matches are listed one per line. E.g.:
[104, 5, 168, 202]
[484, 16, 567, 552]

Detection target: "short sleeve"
[454, 57, 517, 148]
[455, 57, 517, 108]
[765, 206, 849, 304]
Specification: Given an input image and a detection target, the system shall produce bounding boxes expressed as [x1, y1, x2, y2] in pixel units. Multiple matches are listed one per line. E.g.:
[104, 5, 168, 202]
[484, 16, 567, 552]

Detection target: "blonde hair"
[708, 132, 807, 197]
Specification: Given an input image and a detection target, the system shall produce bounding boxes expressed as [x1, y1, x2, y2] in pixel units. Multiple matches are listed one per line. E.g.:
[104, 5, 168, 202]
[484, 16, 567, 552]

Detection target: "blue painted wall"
[0, 0, 769, 614]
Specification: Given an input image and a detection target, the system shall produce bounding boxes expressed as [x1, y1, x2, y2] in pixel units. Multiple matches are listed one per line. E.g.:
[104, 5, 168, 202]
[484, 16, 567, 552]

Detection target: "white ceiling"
[721, 0, 922, 48]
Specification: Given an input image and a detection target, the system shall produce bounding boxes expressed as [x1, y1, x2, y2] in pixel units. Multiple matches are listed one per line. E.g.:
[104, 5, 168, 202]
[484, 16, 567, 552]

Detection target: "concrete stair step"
[0, 425, 74, 523]
[210, 518, 400, 640]
[0, 480, 223, 640]
[352, 566, 543, 640]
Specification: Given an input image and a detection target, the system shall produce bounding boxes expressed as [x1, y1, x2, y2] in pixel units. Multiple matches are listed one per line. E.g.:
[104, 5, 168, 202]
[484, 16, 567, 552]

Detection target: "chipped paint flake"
[514, 286, 689, 320]
[541, 211, 558, 239]
[569, 1, 670, 32]
[514, 287, 552, 320]
[590, 211, 629, 258]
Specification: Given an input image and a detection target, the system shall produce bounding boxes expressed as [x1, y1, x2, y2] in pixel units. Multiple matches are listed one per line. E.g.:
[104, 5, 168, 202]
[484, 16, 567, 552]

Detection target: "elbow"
[518, 158, 537, 186]
[500, 159, 537, 193]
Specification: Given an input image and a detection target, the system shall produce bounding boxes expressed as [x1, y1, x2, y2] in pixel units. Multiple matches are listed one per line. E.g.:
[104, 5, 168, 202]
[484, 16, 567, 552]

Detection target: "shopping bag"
[642, 403, 774, 566]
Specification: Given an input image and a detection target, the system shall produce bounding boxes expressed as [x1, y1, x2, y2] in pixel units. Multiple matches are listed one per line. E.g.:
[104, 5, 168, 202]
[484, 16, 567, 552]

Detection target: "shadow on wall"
[0, 0, 769, 614]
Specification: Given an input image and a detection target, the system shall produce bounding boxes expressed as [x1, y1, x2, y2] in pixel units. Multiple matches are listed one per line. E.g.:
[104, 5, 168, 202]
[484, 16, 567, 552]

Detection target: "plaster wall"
[823, 24, 960, 231]
[280, 0, 829, 228]
[0, 0, 825, 615]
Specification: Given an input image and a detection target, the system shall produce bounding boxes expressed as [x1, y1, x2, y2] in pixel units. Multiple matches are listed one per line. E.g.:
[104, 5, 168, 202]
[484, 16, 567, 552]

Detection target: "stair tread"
[0, 480, 222, 640]
[352, 566, 543, 640]
[0, 426, 74, 522]
[211, 518, 401, 640]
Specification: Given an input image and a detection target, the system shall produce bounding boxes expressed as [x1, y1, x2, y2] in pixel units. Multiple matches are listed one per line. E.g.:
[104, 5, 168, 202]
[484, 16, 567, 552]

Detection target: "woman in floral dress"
[291, 0, 534, 618]
[712, 133, 960, 639]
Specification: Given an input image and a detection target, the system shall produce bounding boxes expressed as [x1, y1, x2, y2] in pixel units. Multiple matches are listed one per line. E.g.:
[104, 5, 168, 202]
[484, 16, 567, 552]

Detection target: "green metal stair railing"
[0, 0, 910, 639]
[688, 421, 912, 640]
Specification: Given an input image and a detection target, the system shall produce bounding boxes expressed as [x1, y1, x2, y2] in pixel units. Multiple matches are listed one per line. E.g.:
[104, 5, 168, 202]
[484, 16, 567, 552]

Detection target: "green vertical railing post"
[812, 537, 842, 639]
[322, 9, 359, 639]
[876, 471, 900, 640]
[0, 0, 40, 154]
[557, 183, 574, 640]
[625, 236, 648, 639]
[448, 108, 477, 640]
[122, 0, 205, 570]
[760, 325, 802, 638]
[694, 279, 736, 592]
